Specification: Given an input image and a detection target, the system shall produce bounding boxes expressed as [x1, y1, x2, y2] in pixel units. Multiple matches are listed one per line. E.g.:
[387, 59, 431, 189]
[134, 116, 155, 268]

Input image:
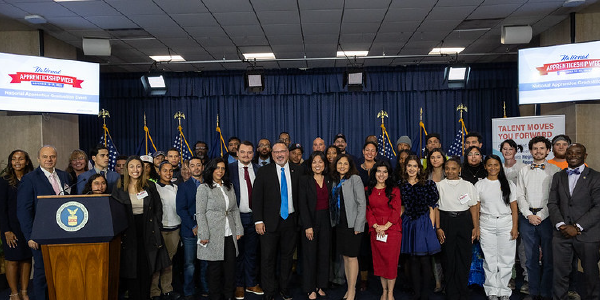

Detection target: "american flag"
[99, 134, 119, 171]
[447, 129, 465, 157]
[172, 134, 193, 162]
[378, 132, 395, 160]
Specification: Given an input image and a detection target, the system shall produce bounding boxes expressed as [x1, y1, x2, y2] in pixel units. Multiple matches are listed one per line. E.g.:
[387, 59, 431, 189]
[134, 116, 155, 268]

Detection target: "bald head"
[38, 145, 58, 172]
[566, 143, 587, 169]
[312, 137, 325, 152]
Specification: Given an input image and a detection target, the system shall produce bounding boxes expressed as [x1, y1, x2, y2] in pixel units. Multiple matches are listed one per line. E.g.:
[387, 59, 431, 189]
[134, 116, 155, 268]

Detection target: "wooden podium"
[31, 194, 128, 300]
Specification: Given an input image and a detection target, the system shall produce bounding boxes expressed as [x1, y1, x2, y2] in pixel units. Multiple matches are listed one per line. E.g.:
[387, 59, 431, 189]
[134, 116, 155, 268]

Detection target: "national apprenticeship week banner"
[0, 52, 99, 115]
[491, 115, 565, 165]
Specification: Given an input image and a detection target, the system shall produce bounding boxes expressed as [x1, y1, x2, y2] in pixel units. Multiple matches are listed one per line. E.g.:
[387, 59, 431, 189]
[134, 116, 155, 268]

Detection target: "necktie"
[567, 168, 581, 176]
[530, 163, 546, 170]
[261, 161, 267, 166]
[49, 173, 61, 195]
[100, 170, 106, 177]
[280, 167, 288, 219]
[243, 166, 253, 208]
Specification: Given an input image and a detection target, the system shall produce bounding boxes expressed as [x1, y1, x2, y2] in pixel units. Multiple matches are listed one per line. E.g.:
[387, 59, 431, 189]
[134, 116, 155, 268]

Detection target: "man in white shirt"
[228, 141, 264, 299]
[516, 136, 561, 300]
[17, 145, 70, 300]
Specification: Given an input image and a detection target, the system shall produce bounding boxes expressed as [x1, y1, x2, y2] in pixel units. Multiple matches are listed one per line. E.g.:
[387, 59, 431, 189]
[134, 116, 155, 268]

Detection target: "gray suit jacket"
[548, 166, 600, 242]
[340, 175, 367, 232]
[196, 183, 244, 260]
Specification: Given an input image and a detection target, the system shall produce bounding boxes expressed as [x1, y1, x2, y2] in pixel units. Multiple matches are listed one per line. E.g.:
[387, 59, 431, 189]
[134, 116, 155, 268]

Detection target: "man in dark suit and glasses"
[253, 141, 302, 300]
[17, 145, 70, 300]
[229, 141, 264, 299]
[548, 143, 600, 300]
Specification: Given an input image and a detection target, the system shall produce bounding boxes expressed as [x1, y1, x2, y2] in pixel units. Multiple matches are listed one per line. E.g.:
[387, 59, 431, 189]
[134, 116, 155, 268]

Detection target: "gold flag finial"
[377, 110, 388, 125]
[456, 104, 468, 119]
[420, 107, 423, 121]
[503, 101, 507, 118]
[174, 111, 186, 127]
[98, 109, 110, 125]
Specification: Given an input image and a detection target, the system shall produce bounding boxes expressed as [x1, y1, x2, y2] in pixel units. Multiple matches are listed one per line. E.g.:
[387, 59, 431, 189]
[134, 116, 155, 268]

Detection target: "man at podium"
[17, 145, 70, 300]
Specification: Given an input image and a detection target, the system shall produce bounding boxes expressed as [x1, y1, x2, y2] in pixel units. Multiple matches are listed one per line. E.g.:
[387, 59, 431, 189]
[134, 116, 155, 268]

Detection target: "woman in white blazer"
[196, 158, 243, 300]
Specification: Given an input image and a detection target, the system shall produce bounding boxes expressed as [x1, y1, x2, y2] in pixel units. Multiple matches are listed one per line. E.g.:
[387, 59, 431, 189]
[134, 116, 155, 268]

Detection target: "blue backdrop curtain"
[79, 62, 519, 158]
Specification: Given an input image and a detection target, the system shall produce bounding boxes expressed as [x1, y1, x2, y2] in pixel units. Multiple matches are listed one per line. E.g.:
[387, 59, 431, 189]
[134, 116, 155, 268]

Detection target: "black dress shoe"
[280, 290, 293, 300]
[265, 295, 275, 300]
[163, 292, 181, 300]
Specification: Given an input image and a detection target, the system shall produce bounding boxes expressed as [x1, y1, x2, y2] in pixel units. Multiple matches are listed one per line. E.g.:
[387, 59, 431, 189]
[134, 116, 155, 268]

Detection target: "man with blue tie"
[548, 143, 600, 300]
[17, 145, 71, 300]
[253, 141, 302, 300]
[76, 144, 120, 194]
[229, 141, 264, 299]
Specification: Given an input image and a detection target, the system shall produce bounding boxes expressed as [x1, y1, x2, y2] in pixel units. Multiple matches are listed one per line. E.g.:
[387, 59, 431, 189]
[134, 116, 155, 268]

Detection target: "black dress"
[0, 177, 32, 261]
[335, 192, 363, 257]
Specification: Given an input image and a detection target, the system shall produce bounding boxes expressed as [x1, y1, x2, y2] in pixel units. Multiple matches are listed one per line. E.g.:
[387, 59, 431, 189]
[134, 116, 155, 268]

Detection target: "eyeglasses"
[272, 150, 288, 154]
[195, 147, 207, 150]
[258, 144, 270, 148]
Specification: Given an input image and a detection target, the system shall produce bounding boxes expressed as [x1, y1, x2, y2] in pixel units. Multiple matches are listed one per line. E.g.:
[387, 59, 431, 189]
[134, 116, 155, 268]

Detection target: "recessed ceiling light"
[243, 53, 276, 60]
[337, 51, 368, 57]
[149, 55, 185, 62]
[428, 47, 465, 55]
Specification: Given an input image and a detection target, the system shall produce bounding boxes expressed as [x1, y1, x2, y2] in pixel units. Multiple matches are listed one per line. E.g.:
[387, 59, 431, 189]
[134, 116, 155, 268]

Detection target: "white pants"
[480, 214, 516, 297]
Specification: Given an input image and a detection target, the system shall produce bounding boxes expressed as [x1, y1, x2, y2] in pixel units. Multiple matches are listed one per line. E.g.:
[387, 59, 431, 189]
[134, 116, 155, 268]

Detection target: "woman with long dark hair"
[299, 151, 332, 299]
[499, 139, 524, 185]
[196, 158, 243, 300]
[425, 148, 447, 183]
[475, 155, 518, 300]
[400, 155, 440, 300]
[112, 156, 170, 300]
[0, 150, 34, 300]
[366, 160, 401, 300]
[330, 154, 366, 300]
[461, 146, 486, 185]
[81, 173, 107, 194]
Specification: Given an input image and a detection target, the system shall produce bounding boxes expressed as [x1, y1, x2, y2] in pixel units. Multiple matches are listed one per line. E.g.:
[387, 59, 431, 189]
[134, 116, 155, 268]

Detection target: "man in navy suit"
[76, 144, 120, 194]
[253, 141, 302, 300]
[229, 141, 264, 299]
[17, 145, 70, 300]
[176, 156, 208, 300]
[548, 143, 600, 300]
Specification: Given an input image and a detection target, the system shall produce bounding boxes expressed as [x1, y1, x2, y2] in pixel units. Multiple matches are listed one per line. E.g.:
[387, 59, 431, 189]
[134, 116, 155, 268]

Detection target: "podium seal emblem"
[56, 201, 89, 232]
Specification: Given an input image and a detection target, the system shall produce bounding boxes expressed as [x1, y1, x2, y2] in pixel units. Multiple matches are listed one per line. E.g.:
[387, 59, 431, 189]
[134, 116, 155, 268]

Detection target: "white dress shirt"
[515, 161, 561, 221]
[41, 167, 63, 194]
[238, 163, 255, 213]
[216, 183, 233, 236]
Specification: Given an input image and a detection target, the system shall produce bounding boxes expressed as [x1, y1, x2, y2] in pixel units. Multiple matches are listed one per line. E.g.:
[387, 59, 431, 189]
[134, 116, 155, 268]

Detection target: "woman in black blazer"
[299, 151, 333, 299]
[111, 156, 170, 300]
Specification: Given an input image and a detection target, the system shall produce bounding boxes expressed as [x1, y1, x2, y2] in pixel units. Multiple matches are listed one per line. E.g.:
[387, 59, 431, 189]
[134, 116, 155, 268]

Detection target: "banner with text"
[0, 52, 99, 115]
[491, 115, 565, 165]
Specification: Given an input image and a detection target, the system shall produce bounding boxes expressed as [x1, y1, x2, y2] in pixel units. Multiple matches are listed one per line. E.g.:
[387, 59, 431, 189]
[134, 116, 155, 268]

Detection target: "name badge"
[137, 190, 148, 199]
[459, 193, 471, 205]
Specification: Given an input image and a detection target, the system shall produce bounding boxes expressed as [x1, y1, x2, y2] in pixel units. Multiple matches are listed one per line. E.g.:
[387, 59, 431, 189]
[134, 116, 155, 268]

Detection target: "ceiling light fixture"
[563, 0, 585, 7]
[243, 53, 275, 60]
[24, 15, 46, 24]
[337, 51, 368, 57]
[149, 55, 185, 62]
[429, 47, 465, 55]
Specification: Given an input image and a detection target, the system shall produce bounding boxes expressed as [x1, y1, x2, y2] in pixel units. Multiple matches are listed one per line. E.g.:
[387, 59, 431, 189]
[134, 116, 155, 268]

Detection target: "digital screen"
[519, 41, 600, 105]
[0, 52, 99, 115]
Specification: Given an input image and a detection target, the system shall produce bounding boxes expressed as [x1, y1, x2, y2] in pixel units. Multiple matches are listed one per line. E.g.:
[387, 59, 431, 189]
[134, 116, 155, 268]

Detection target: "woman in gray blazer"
[196, 158, 243, 300]
[330, 154, 366, 300]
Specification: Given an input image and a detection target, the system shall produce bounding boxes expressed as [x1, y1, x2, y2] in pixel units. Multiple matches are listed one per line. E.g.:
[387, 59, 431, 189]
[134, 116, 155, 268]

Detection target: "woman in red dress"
[366, 160, 402, 300]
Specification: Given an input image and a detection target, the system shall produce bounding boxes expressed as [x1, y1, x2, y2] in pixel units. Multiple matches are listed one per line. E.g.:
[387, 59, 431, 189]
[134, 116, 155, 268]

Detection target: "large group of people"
[1, 130, 599, 300]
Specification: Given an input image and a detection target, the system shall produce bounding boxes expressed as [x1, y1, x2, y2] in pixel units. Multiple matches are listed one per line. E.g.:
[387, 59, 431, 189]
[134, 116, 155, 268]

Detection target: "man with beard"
[548, 135, 571, 170]
[253, 138, 272, 167]
[194, 141, 209, 165]
[229, 141, 264, 299]
[516, 136, 561, 300]
[253, 142, 301, 300]
[176, 156, 209, 299]
[225, 137, 241, 164]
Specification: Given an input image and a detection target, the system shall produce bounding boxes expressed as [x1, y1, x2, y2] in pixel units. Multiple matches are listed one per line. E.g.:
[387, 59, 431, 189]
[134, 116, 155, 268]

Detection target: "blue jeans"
[519, 216, 553, 298]
[181, 236, 209, 296]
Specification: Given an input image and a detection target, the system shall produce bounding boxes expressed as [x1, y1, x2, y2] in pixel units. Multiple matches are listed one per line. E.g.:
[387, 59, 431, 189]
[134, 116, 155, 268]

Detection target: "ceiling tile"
[301, 10, 342, 23]
[256, 10, 300, 24]
[12, 2, 77, 17]
[299, 0, 344, 10]
[171, 13, 214, 27]
[107, 0, 165, 15]
[343, 9, 387, 23]
[251, 0, 298, 11]
[154, 0, 208, 14]
[213, 12, 259, 26]
[86, 15, 138, 29]
[46, 16, 97, 30]
[302, 23, 339, 35]
[469, 3, 524, 19]
[58, 1, 120, 17]
[202, 0, 253, 13]
[128, 14, 179, 28]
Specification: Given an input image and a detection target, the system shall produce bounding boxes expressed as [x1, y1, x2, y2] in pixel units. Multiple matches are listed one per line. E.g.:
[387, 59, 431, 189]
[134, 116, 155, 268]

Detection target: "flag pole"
[174, 111, 193, 164]
[377, 110, 396, 157]
[98, 109, 110, 147]
[418, 107, 428, 159]
[456, 104, 469, 156]
[503, 101, 507, 118]
[144, 113, 148, 155]
[216, 114, 228, 157]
